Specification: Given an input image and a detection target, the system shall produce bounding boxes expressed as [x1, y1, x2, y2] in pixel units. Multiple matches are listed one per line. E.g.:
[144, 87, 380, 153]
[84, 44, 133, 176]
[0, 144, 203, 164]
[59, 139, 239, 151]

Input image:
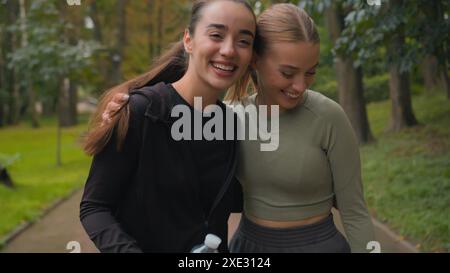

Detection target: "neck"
[172, 70, 220, 111]
[256, 91, 285, 117]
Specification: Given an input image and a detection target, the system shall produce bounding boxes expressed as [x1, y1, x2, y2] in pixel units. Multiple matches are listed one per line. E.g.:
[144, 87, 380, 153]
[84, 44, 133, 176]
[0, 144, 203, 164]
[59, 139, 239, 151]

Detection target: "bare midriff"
[246, 212, 330, 228]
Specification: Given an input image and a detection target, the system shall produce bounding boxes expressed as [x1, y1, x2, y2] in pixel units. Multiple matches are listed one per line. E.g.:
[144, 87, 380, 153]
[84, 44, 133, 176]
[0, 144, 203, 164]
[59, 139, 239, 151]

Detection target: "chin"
[278, 96, 303, 110]
[208, 78, 237, 92]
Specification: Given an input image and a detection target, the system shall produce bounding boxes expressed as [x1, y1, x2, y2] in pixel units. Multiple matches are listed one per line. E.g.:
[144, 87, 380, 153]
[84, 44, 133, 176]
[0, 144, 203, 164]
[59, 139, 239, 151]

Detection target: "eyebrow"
[206, 24, 255, 38]
[280, 62, 320, 71]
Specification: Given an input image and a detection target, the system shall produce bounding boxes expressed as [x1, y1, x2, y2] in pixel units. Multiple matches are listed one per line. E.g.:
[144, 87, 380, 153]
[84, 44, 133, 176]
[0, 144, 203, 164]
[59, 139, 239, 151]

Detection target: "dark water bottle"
[191, 234, 222, 253]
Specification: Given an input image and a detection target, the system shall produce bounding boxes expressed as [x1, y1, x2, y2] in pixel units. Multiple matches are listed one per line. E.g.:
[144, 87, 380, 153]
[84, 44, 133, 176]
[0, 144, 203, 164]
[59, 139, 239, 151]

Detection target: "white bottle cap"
[204, 234, 221, 250]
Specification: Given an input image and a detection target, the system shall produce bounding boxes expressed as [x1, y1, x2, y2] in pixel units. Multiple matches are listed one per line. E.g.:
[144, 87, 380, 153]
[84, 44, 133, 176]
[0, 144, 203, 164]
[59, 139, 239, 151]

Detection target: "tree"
[19, 0, 39, 128]
[302, 0, 374, 142]
[8, 0, 98, 165]
[386, 0, 417, 130]
[3, 0, 21, 125]
[147, 0, 155, 60]
[57, 1, 86, 127]
[325, 2, 374, 143]
[108, 0, 127, 85]
[417, 1, 449, 98]
[422, 55, 449, 96]
[0, 21, 4, 127]
[333, 0, 421, 131]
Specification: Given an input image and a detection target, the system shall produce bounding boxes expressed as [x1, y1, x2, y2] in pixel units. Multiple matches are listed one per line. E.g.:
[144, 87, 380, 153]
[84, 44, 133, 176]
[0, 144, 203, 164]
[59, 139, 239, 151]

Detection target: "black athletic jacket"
[79, 82, 243, 253]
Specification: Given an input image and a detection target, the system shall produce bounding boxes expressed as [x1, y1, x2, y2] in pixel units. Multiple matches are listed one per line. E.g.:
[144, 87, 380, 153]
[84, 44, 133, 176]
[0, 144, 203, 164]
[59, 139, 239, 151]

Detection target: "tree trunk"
[59, 78, 76, 127]
[109, 0, 127, 85]
[148, 0, 154, 61]
[41, 97, 56, 116]
[422, 54, 449, 95]
[89, 0, 110, 92]
[443, 68, 450, 99]
[10, 77, 20, 125]
[56, 117, 61, 167]
[422, 55, 438, 92]
[326, 3, 374, 143]
[420, 0, 450, 99]
[68, 80, 78, 126]
[387, 0, 418, 131]
[59, 3, 79, 127]
[388, 64, 418, 131]
[156, 0, 164, 56]
[19, 0, 39, 128]
[89, 1, 103, 43]
[0, 36, 4, 128]
[5, 0, 20, 125]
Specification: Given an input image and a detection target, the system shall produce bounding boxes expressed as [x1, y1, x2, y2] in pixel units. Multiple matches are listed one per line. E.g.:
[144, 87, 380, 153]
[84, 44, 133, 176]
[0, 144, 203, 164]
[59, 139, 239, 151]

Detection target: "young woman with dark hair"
[80, 0, 256, 253]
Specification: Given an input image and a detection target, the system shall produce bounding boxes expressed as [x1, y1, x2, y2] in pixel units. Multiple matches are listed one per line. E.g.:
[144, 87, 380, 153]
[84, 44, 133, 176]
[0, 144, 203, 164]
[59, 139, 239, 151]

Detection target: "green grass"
[362, 92, 450, 252]
[0, 118, 90, 249]
[0, 93, 448, 252]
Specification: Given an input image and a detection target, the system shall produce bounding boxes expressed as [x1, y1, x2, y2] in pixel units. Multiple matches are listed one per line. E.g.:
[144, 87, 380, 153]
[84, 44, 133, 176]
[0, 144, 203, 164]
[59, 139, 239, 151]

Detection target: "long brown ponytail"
[83, 41, 186, 156]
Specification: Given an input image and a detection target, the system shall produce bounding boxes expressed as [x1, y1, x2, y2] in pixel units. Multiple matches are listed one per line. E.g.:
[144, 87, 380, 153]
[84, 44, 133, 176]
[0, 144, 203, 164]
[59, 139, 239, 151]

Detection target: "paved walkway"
[2, 190, 418, 253]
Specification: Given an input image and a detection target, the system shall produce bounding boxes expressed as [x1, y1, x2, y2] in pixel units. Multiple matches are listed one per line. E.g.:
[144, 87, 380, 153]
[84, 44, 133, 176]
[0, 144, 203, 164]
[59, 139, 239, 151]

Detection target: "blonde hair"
[224, 3, 320, 102]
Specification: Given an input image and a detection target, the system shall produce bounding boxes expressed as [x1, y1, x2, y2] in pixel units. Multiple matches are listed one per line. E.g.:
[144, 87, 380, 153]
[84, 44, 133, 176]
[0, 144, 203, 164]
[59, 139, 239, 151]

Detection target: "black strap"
[206, 120, 239, 221]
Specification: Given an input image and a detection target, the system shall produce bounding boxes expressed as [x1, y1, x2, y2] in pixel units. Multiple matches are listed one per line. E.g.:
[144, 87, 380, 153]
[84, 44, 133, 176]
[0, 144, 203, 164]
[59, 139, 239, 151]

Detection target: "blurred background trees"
[0, 0, 447, 136]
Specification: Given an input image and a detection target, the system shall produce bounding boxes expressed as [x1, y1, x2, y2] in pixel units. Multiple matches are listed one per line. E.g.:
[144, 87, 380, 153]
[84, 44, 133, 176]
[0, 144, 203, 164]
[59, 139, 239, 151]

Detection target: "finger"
[121, 93, 129, 102]
[107, 102, 121, 113]
[102, 112, 111, 122]
[114, 93, 129, 103]
[113, 93, 123, 103]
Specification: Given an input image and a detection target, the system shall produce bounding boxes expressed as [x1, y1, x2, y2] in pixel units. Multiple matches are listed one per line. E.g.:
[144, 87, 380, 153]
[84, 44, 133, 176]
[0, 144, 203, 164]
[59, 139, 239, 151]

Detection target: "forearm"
[80, 202, 143, 253]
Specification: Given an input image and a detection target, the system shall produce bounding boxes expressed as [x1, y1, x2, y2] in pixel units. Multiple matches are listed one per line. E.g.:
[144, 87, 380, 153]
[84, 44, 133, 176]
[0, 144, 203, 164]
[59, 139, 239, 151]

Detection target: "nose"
[220, 37, 236, 58]
[292, 77, 307, 93]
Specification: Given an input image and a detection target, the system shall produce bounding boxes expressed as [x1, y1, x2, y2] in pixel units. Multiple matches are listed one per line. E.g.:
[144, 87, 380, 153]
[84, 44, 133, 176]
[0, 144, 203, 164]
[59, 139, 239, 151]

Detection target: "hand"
[101, 93, 129, 126]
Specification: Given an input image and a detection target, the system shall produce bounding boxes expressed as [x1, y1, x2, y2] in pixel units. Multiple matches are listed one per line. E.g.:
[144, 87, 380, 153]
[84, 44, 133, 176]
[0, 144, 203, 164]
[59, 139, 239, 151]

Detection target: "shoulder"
[304, 90, 348, 125]
[129, 82, 174, 121]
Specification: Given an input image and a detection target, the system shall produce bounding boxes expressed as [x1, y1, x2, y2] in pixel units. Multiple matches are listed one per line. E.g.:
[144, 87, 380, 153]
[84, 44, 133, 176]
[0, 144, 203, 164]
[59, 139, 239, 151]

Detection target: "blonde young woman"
[103, 3, 375, 253]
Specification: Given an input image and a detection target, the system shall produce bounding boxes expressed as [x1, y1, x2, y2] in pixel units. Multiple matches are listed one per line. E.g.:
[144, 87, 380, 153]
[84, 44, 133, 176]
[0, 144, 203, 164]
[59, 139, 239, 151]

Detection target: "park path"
[2, 190, 418, 253]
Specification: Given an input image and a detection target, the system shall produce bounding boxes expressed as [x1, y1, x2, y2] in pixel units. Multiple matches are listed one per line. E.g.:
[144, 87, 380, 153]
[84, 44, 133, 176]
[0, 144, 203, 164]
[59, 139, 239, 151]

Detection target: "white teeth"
[212, 63, 235, 72]
[283, 90, 301, 99]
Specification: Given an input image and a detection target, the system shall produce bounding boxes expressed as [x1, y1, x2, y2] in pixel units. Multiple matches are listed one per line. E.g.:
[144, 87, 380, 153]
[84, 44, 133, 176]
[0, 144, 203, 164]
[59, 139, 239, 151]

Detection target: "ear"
[183, 29, 193, 54]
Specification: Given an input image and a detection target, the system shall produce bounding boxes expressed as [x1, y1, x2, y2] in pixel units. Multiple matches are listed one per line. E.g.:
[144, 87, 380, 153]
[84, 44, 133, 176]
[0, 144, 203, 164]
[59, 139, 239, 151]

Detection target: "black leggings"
[229, 214, 351, 253]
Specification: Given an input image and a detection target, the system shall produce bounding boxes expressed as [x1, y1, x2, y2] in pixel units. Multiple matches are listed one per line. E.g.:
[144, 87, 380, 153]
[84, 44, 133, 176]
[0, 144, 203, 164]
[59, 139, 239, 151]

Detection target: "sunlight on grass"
[0, 121, 91, 246]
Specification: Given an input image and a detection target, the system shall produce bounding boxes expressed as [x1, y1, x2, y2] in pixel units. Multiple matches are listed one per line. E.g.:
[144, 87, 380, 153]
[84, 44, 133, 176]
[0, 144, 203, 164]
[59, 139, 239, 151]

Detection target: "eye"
[281, 71, 294, 79]
[306, 71, 316, 77]
[238, 39, 252, 47]
[209, 33, 223, 40]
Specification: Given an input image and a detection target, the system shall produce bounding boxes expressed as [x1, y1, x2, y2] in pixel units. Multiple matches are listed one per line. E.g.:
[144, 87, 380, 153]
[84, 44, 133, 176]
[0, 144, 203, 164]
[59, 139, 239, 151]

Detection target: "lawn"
[0, 118, 91, 249]
[361, 92, 450, 252]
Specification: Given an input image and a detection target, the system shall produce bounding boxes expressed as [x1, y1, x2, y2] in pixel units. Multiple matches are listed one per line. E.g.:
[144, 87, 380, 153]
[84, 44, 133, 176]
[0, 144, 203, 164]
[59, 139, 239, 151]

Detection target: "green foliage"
[4, 0, 99, 105]
[301, 0, 449, 74]
[310, 65, 338, 100]
[337, 0, 449, 72]
[6, 0, 99, 95]
[364, 73, 389, 102]
[362, 92, 450, 252]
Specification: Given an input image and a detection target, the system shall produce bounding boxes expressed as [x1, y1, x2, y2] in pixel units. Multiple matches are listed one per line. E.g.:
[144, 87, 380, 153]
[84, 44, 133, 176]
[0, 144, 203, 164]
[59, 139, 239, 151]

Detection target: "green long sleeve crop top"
[230, 90, 375, 252]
